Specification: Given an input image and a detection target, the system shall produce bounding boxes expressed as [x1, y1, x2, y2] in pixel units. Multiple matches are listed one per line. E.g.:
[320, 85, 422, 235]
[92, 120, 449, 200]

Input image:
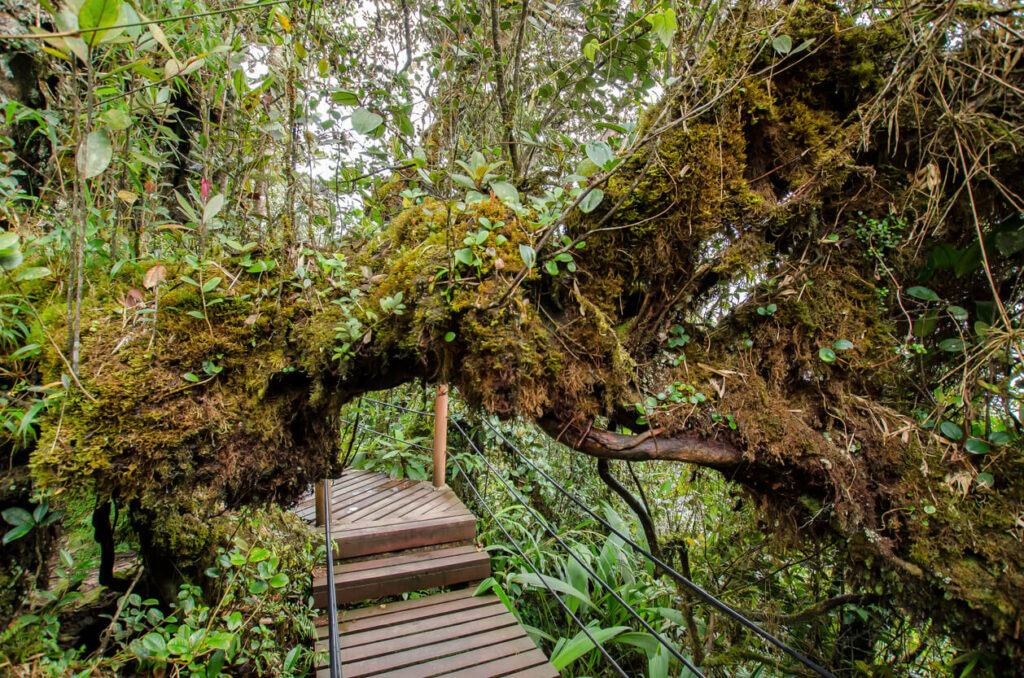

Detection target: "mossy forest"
[1, 0, 1022, 675]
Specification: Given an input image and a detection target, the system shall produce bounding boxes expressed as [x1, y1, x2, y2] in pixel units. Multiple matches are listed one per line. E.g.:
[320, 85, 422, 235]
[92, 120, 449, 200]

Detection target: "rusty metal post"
[432, 384, 449, 489]
[314, 481, 325, 526]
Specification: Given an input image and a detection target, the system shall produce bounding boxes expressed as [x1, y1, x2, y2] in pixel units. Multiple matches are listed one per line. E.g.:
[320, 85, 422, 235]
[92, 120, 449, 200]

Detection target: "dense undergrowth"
[2, 0, 1023, 675]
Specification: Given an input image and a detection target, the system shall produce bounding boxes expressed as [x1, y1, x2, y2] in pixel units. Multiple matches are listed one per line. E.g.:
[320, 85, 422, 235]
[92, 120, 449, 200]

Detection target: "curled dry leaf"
[123, 288, 145, 308]
[144, 264, 167, 289]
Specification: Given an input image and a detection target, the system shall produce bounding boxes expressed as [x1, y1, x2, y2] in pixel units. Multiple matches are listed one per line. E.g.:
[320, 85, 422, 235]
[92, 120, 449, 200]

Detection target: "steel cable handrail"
[444, 451, 631, 678]
[449, 419, 707, 678]
[322, 478, 343, 678]
[480, 418, 838, 678]
[341, 417, 629, 676]
[346, 397, 837, 678]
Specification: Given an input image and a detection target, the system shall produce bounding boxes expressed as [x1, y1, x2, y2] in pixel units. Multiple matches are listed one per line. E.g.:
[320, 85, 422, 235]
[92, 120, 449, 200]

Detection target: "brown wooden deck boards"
[295, 469, 558, 676]
[314, 588, 558, 678]
[292, 469, 477, 557]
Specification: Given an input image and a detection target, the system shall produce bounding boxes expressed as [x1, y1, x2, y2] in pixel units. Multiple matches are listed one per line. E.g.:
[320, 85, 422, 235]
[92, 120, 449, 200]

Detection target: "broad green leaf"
[544, 260, 559, 275]
[203, 193, 225, 222]
[268, 573, 289, 588]
[832, 339, 854, 350]
[351, 107, 383, 134]
[965, 438, 990, 454]
[16, 267, 52, 281]
[510, 572, 595, 610]
[76, 129, 113, 179]
[939, 421, 963, 440]
[907, 285, 940, 302]
[976, 472, 994, 489]
[0, 249, 23, 270]
[989, 431, 1011, 445]
[585, 141, 613, 169]
[645, 8, 677, 48]
[0, 232, 18, 254]
[490, 180, 519, 204]
[579, 188, 604, 213]
[946, 305, 968, 320]
[78, 0, 121, 47]
[454, 248, 475, 266]
[183, 372, 200, 382]
[938, 338, 965, 352]
[518, 244, 536, 268]
[3, 524, 32, 545]
[100, 108, 131, 130]
[444, 331, 456, 342]
[331, 90, 360, 106]
[772, 34, 793, 54]
[550, 625, 629, 670]
[610, 631, 660, 656]
[818, 347, 836, 363]
[582, 35, 598, 61]
[248, 547, 270, 562]
[2, 507, 34, 527]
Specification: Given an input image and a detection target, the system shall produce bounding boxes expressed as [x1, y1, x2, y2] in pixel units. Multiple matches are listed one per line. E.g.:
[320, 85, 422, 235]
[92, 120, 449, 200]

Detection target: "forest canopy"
[1, 0, 1022, 675]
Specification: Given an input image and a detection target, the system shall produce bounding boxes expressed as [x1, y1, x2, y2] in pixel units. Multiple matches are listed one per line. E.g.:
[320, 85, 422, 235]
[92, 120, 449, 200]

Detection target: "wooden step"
[315, 588, 558, 677]
[293, 471, 479, 558]
[312, 544, 490, 607]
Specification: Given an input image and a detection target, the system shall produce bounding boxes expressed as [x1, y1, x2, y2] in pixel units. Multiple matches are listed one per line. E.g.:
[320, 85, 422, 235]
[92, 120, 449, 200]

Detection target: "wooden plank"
[331, 513, 476, 558]
[342, 482, 432, 522]
[312, 546, 489, 606]
[350, 484, 437, 521]
[392, 488, 455, 519]
[397, 637, 541, 677]
[317, 594, 496, 639]
[316, 624, 527, 677]
[325, 611, 517, 662]
[336, 602, 507, 648]
[337, 478, 411, 515]
[440, 647, 555, 678]
[334, 588, 476, 623]
[336, 544, 479, 574]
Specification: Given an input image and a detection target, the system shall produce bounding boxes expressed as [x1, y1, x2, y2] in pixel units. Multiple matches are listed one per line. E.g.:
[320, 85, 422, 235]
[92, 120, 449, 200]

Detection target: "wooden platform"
[293, 469, 478, 558]
[314, 588, 558, 678]
[312, 544, 491, 606]
[294, 468, 558, 677]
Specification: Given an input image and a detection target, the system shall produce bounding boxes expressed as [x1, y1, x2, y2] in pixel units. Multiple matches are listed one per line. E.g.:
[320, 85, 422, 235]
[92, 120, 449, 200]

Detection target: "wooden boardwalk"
[293, 468, 558, 678]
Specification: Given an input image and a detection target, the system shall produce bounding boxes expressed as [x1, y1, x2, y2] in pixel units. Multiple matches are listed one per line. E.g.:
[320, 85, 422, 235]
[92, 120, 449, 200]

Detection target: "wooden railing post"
[432, 384, 448, 489]
[314, 481, 325, 526]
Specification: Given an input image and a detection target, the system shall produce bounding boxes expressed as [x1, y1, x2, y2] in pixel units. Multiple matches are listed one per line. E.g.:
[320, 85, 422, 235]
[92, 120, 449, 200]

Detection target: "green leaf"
[995, 229, 1024, 256]
[946, 305, 968, 320]
[518, 244, 536, 268]
[351, 107, 384, 134]
[772, 34, 793, 54]
[544, 260, 559, 276]
[923, 504, 936, 515]
[0, 232, 19, 255]
[78, 0, 121, 47]
[989, 431, 1011, 445]
[581, 35, 598, 61]
[454, 248, 475, 266]
[183, 372, 200, 383]
[331, 90, 359, 106]
[202, 276, 222, 293]
[976, 472, 994, 489]
[444, 331, 456, 342]
[584, 141, 613, 169]
[203, 194, 225, 222]
[76, 129, 113, 179]
[268, 572, 289, 588]
[3, 524, 32, 545]
[510, 573, 596, 611]
[551, 625, 630, 670]
[578, 188, 604, 213]
[2, 507, 34, 527]
[490, 180, 519, 204]
[248, 580, 268, 595]
[964, 438, 990, 454]
[832, 339, 854, 351]
[15, 266, 51, 281]
[248, 547, 270, 562]
[644, 7, 677, 48]
[907, 285, 940, 302]
[818, 347, 837, 363]
[938, 338, 965, 352]
[939, 420, 963, 440]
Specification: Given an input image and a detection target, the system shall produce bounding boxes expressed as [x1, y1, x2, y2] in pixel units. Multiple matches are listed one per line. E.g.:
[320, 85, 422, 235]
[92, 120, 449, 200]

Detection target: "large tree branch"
[537, 416, 742, 469]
